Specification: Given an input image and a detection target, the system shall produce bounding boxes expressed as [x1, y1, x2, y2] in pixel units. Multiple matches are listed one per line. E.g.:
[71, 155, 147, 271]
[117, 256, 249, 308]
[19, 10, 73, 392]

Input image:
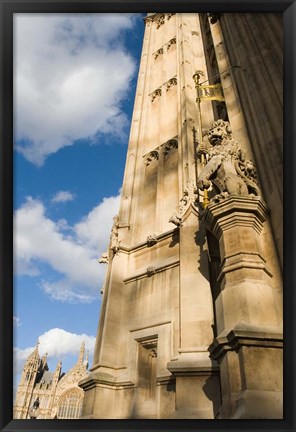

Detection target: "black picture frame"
[1, 1, 295, 431]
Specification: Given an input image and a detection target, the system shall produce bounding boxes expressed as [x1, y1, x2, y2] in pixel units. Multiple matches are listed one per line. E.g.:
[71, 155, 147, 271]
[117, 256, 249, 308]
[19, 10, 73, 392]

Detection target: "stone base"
[230, 390, 283, 419]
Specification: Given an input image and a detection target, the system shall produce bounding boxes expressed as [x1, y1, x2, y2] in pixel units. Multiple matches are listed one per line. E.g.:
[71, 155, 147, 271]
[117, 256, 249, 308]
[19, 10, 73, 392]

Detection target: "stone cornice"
[124, 258, 179, 283]
[209, 325, 283, 362]
[203, 195, 269, 237]
[120, 228, 178, 254]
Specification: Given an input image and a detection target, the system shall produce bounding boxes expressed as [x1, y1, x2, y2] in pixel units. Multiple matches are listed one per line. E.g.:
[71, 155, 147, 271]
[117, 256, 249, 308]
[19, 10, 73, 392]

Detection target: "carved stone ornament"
[197, 119, 261, 200]
[156, 14, 165, 29]
[147, 266, 156, 276]
[145, 150, 159, 166]
[166, 77, 177, 91]
[179, 178, 199, 214]
[169, 212, 183, 227]
[163, 139, 178, 156]
[167, 13, 176, 20]
[98, 252, 109, 264]
[109, 215, 120, 255]
[166, 37, 176, 50]
[151, 88, 162, 102]
[153, 47, 164, 60]
[147, 234, 158, 246]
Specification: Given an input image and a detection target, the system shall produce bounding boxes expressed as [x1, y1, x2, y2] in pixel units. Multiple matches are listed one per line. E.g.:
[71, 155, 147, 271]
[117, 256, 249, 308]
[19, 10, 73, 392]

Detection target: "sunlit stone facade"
[79, 13, 283, 419]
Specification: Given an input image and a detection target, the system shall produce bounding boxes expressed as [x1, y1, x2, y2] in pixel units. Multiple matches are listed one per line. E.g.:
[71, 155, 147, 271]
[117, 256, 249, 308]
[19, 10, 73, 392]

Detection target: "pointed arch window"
[57, 388, 84, 419]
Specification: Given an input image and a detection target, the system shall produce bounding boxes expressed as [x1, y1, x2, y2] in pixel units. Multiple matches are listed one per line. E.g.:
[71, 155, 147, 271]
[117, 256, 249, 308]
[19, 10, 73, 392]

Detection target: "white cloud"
[13, 316, 22, 327]
[14, 328, 96, 375]
[14, 194, 120, 302]
[14, 13, 140, 165]
[52, 190, 76, 203]
[75, 195, 120, 250]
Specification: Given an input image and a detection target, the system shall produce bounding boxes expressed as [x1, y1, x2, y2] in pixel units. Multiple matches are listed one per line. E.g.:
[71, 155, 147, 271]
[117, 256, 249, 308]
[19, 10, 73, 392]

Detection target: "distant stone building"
[14, 341, 89, 419]
[79, 13, 283, 419]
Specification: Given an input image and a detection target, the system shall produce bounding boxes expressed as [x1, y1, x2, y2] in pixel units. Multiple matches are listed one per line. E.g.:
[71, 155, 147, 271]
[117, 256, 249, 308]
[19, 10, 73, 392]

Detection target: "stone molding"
[203, 195, 269, 238]
[167, 359, 219, 376]
[79, 372, 135, 391]
[143, 137, 178, 165]
[124, 258, 179, 283]
[209, 327, 283, 362]
[149, 76, 177, 101]
[152, 37, 176, 59]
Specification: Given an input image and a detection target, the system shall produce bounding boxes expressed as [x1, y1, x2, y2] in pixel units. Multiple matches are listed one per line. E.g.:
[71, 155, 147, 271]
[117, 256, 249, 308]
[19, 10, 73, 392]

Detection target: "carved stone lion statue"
[197, 119, 260, 200]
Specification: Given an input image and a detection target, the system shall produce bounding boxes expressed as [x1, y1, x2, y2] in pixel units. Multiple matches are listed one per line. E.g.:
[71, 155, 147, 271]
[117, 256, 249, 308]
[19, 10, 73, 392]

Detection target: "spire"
[78, 341, 85, 363]
[25, 340, 40, 369]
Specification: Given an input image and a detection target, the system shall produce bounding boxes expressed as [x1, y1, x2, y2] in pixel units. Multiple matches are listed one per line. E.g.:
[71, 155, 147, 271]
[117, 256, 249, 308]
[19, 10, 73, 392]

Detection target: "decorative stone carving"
[179, 179, 199, 214]
[166, 77, 177, 91]
[197, 120, 260, 199]
[167, 13, 176, 20]
[145, 150, 159, 166]
[156, 14, 165, 29]
[191, 31, 199, 36]
[163, 138, 178, 155]
[109, 216, 120, 255]
[147, 234, 158, 246]
[151, 88, 162, 102]
[147, 266, 156, 276]
[169, 212, 183, 227]
[153, 47, 164, 60]
[150, 348, 158, 358]
[166, 37, 176, 50]
[98, 252, 109, 264]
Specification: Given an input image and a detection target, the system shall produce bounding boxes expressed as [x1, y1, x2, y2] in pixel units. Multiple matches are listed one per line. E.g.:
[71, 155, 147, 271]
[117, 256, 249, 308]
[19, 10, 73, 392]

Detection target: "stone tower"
[14, 341, 47, 419]
[14, 341, 89, 419]
[79, 13, 283, 419]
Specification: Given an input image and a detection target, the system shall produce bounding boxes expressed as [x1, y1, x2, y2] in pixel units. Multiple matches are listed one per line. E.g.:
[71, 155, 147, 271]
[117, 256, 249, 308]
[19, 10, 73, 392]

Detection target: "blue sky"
[13, 13, 145, 393]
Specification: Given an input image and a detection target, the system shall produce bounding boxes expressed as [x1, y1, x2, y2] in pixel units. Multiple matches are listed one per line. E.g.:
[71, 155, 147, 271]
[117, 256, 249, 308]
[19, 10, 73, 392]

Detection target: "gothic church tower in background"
[79, 13, 283, 419]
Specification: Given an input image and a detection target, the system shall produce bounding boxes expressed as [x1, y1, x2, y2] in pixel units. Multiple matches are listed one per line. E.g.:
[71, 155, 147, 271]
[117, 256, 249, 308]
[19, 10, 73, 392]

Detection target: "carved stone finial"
[197, 119, 261, 200]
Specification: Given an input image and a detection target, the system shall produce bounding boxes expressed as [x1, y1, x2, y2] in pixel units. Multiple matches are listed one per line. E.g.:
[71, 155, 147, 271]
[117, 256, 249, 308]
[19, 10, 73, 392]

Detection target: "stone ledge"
[78, 372, 134, 391]
[203, 195, 269, 237]
[167, 358, 219, 376]
[209, 322, 283, 361]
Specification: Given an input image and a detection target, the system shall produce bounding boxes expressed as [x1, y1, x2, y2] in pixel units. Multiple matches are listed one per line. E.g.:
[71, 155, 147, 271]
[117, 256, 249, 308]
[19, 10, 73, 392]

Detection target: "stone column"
[203, 195, 283, 419]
